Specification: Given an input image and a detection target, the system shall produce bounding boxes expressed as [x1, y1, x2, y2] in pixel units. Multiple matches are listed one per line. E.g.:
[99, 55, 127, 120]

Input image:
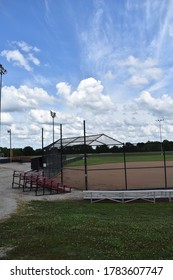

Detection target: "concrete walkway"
[0, 162, 83, 221]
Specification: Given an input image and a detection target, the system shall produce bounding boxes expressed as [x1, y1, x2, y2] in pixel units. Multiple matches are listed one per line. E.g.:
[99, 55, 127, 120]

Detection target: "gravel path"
[0, 162, 83, 221]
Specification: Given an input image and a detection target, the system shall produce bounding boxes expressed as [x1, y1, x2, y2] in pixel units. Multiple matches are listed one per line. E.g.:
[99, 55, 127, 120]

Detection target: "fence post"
[60, 124, 63, 184]
[123, 144, 128, 190]
[83, 120, 88, 190]
[163, 148, 167, 188]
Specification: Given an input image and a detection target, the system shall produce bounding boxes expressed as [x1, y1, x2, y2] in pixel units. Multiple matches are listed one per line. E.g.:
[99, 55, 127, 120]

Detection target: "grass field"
[1, 200, 173, 260]
[66, 152, 173, 167]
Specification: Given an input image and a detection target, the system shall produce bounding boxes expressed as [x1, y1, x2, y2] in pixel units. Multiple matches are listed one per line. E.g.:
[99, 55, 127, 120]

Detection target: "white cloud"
[146, 79, 167, 93]
[104, 70, 116, 80]
[29, 109, 51, 124]
[154, 0, 173, 59]
[141, 124, 158, 137]
[13, 41, 40, 53]
[4, 122, 45, 148]
[1, 49, 32, 71]
[126, 66, 162, 89]
[168, 24, 173, 37]
[1, 112, 13, 124]
[143, 67, 162, 80]
[32, 74, 51, 86]
[27, 53, 40, 65]
[2, 85, 55, 112]
[29, 109, 79, 126]
[56, 77, 113, 112]
[127, 76, 149, 87]
[56, 82, 71, 97]
[117, 55, 163, 89]
[1, 80, 171, 149]
[79, 1, 116, 74]
[118, 56, 157, 68]
[136, 90, 173, 116]
[1, 41, 40, 71]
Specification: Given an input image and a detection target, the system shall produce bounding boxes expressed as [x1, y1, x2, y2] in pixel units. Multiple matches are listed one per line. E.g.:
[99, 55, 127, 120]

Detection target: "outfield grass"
[66, 152, 173, 167]
[0, 200, 173, 260]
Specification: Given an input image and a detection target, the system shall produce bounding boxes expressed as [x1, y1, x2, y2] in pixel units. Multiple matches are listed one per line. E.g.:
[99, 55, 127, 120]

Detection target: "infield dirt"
[60, 161, 173, 190]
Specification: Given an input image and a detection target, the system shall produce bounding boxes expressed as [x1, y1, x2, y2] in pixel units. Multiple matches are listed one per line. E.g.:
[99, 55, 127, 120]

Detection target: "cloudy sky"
[1, 0, 173, 149]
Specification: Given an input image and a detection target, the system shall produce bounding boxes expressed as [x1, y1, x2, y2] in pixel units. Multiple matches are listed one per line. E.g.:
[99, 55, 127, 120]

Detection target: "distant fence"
[0, 157, 10, 163]
[12, 156, 32, 162]
[0, 156, 32, 163]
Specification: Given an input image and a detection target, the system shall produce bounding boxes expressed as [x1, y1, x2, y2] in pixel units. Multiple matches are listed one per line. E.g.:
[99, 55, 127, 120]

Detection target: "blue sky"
[1, 0, 173, 148]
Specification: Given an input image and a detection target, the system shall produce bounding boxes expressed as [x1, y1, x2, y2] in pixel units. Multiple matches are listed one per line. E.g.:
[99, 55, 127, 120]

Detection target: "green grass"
[1, 200, 173, 260]
[66, 152, 173, 167]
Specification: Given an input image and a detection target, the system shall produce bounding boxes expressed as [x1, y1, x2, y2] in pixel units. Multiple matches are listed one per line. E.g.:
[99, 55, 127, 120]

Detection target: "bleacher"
[12, 170, 71, 196]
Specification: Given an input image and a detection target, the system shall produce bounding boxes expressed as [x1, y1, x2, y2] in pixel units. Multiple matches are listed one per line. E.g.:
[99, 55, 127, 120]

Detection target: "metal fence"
[59, 149, 173, 191]
[41, 121, 173, 190]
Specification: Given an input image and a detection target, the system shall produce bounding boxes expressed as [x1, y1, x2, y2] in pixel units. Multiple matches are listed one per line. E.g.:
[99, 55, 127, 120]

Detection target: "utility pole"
[156, 119, 164, 154]
[7, 129, 12, 162]
[0, 64, 7, 147]
[50, 110, 56, 145]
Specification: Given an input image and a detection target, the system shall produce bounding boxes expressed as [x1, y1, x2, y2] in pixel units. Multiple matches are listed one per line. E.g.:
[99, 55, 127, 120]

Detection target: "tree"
[124, 142, 137, 152]
[23, 146, 34, 156]
[163, 140, 173, 151]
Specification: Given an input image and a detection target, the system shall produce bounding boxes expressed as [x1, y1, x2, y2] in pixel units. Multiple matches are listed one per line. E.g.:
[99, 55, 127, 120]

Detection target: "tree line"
[1, 139, 173, 157]
[0, 146, 42, 157]
[62, 139, 173, 154]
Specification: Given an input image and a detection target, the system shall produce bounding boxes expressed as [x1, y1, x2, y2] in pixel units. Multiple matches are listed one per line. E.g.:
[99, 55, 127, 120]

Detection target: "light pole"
[50, 110, 56, 144]
[0, 64, 7, 147]
[7, 129, 12, 162]
[156, 119, 164, 154]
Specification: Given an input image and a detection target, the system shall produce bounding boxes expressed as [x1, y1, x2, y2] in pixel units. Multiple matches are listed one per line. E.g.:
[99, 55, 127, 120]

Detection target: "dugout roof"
[45, 134, 123, 150]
